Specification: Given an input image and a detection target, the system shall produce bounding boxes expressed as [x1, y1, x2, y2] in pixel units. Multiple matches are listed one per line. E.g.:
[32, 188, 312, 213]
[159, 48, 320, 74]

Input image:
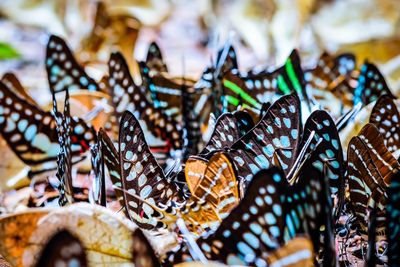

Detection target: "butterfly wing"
[108, 52, 183, 150]
[0, 82, 94, 176]
[175, 168, 287, 265]
[387, 172, 400, 266]
[229, 93, 302, 183]
[200, 113, 241, 156]
[1, 72, 38, 106]
[46, 35, 99, 93]
[369, 95, 400, 152]
[354, 63, 394, 106]
[118, 111, 181, 229]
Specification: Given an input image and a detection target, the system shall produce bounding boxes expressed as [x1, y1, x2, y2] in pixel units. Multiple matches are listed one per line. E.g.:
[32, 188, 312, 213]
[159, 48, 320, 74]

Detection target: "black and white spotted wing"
[354, 62, 394, 106]
[118, 111, 182, 229]
[46, 35, 99, 93]
[0, 81, 95, 176]
[369, 95, 400, 153]
[300, 110, 345, 219]
[52, 88, 73, 206]
[108, 52, 183, 150]
[35, 230, 87, 267]
[200, 113, 241, 156]
[228, 93, 302, 183]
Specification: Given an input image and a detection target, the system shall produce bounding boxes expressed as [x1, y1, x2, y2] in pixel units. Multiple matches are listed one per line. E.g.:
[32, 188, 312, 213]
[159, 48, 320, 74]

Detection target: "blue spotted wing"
[0, 81, 95, 176]
[369, 95, 400, 153]
[46, 35, 99, 93]
[35, 230, 87, 267]
[108, 52, 183, 150]
[228, 93, 302, 183]
[233, 110, 254, 137]
[354, 62, 394, 106]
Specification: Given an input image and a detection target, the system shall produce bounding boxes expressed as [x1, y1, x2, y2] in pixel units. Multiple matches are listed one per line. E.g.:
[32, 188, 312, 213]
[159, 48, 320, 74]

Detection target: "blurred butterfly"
[1, 72, 38, 106]
[0, 81, 95, 177]
[305, 52, 356, 93]
[108, 52, 183, 151]
[353, 62, 394, 106]
[46, 35, 100, 94]
[369, 95, 400, 153]
[145, 41, 168, 73]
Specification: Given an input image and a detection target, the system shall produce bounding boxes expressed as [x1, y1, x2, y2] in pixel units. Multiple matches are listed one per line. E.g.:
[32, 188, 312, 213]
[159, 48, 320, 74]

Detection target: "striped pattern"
[347, 124, 400, 235]
[229, 93, 302, 183]
[369, 95, 400, 153]
[46, 35, 100, 93]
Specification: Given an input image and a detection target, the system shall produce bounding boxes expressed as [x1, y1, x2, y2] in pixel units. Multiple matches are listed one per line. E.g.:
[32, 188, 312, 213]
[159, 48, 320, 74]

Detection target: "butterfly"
[223, 50, 310, 108]
[34, 230, 87, 267]
[353, 62, 394, 106]
[199, 113, 244, 157]
[387, 172, 400, 266]
[369, 94, 400, 153]
[52, 87, 73, 206]
[108, 52, 183, 151]
[0, 81, 95, 177]
[184, 152, 239, 218]
[227, 93, 303, 183]
[299, 110, 345, 220]
[174, 163, 334, 265]
[305, 52, 356, 93]
[46, 35, 100, 94]
[90, 132, 106, 207]
[347, 123, 400, 235]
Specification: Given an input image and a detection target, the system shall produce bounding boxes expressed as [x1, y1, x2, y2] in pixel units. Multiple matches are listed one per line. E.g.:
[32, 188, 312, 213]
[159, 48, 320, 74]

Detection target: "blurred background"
[1, 0, 400, 95]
